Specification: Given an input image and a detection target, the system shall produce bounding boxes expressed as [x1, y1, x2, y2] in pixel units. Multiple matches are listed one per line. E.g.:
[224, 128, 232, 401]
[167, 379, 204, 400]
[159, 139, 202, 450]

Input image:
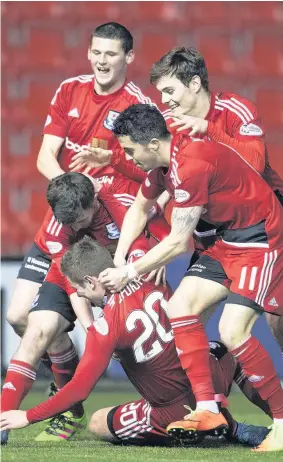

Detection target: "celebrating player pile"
[0, 237, 271, 448]
[2, 22, 283, 455]
[98, 104, 283, 452]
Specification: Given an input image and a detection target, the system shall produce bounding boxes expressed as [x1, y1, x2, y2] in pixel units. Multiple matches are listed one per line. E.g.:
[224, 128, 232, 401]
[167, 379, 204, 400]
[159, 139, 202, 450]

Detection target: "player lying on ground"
[2, 21, 159, 445]
[0, 237, 271, 447]
[98, 104, 283, 452]
[1, 172, 169, 444]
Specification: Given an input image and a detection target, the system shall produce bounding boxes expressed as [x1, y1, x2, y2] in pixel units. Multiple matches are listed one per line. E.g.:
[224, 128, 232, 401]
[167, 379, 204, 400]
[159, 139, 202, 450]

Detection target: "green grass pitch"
[2, 390, 277, 461]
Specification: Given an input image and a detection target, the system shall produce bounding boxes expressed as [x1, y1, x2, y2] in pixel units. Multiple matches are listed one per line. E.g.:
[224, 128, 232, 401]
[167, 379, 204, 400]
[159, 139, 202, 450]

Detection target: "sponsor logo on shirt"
[91, 138, 108, 149]
[44, 115, 52, 127]
[174, 189, 190, 203]
[239, 123, 263, 136]
[104, 110, 121, 130]
[106, 222, 120, 240]
[46, 241, 63, 254]
[65, 137, 91, 153]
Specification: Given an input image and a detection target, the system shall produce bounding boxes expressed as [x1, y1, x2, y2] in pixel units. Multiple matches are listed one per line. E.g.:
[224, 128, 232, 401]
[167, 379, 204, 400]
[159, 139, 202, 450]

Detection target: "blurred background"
[1, 1, 283, 377]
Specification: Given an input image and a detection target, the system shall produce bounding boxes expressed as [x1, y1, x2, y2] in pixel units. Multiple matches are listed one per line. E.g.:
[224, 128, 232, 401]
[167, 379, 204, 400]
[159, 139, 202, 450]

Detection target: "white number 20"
[126, 291, 173, 363]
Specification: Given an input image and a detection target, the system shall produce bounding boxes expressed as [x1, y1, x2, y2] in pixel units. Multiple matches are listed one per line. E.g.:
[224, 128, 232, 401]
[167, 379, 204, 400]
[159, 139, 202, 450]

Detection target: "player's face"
[156, 75, 199, 116]
[88, 37, 134, 91]
[71, 203, 96, 232]
[118, 136, 159, 172]
[73, 278, 105, 305]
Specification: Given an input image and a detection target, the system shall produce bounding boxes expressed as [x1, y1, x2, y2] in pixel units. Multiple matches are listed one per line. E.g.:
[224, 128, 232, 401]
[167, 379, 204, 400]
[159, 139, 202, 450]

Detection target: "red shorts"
[188, 240, 283, 315]
[107, 346, 236, 445]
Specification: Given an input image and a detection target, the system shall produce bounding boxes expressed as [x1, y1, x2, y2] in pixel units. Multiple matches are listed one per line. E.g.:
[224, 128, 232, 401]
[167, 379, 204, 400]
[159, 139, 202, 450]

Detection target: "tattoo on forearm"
[171, 206, 202, 236]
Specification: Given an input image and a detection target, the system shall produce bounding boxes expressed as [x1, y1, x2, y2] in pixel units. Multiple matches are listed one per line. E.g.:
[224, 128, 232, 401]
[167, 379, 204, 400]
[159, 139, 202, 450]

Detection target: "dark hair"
[113, 104, 170, 144]
[61, 236, 115, 285]
[150, 47, 209, 92]
[46, 173, 94, 225]
[90, 22, 133, 54]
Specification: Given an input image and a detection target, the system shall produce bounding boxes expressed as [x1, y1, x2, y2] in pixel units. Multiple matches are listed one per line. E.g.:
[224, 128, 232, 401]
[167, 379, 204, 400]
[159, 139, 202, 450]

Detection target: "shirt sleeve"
[172, 158, 212, 209]
[26, 317, 116, 423]
[141, 170, 165, 201]
[43, 81, 70, 138]
[207, 97, 266, 173]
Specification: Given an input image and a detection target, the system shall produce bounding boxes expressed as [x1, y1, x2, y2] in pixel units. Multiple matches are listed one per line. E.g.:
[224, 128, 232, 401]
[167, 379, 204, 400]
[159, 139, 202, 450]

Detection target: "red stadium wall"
[2, 1, 283, 255]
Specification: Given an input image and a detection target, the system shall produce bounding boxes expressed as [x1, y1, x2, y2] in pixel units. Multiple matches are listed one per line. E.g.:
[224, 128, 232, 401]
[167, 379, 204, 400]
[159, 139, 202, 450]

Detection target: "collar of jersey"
[91, 77, 128, 102]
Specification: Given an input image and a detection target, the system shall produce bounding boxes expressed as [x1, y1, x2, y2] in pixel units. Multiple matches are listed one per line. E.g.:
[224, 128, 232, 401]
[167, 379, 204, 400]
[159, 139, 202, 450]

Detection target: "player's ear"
[126, 50, 135, 65]
[87, 47, 91, 61]
[148, 138, 159, 152]
[84, 275, 95, 289]
[190, 75, 201, 94]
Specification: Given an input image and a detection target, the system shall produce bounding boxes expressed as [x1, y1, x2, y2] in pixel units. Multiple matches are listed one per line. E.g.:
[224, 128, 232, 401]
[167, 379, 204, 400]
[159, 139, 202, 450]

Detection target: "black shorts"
[17, 243, 51, 284]
[29, 281, 76, 331]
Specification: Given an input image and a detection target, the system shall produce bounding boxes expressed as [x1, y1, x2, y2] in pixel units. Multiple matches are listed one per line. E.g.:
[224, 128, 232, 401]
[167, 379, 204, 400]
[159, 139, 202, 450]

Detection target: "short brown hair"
[90, 22, 133, 53]
[150, 47, 209, 92]
[61, 236, 114, 285]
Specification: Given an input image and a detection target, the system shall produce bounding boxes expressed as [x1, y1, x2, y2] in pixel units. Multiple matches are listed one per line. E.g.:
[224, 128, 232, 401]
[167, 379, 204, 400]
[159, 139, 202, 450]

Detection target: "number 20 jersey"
[103, 280, 190, 407]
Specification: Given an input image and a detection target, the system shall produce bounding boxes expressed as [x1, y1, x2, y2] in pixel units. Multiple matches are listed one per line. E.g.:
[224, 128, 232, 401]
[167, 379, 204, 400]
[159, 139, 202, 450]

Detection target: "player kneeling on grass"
[0, 236, 271, 447]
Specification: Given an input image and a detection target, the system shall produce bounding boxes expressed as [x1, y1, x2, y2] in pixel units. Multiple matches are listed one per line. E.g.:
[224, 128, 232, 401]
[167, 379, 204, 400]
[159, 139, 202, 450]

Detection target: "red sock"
[231, 336, 283, 419]
[170, 315, 215, 402]
[49, 343, 83, 417]
[1, 360, 36, 412]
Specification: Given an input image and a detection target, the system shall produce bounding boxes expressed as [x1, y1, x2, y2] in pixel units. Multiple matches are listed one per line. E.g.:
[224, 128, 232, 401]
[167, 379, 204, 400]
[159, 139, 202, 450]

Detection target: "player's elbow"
[167, 234, 189, 255]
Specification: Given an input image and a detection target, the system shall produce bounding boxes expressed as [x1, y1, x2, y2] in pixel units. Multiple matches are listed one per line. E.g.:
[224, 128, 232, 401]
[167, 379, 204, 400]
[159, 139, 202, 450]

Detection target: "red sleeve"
[172, 153, 213, 209]
[110, 149, 147, 183]
[26, 315, 116, 423]
[207, 96, 266, 173]
[141, 170, 165, 200]
[43, 81, 70, 138]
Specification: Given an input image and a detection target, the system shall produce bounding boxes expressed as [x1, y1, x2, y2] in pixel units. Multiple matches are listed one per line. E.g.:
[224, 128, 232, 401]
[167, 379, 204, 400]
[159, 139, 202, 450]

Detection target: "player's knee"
[219, 323, 248, 349]
[6, 307, 27, 333]
[89, 409, 116, 442]
[19, 316, 59, 358]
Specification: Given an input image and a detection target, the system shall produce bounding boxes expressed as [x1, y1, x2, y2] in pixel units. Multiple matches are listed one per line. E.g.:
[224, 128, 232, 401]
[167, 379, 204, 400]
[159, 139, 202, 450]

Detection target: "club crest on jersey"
[104, 110, 120, 130]
[106, 222, 120, 240]
[239, 123, 263, 136]
[174, 189, 190, 203]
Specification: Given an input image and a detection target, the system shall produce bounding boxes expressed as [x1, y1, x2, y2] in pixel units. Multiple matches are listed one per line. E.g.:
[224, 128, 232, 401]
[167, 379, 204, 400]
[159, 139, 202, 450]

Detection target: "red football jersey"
[142, 134, 283, 250]
[163, 91, 283, 195]
[35, 176, 170, 294]
[43, 75, 153, 183]
[26, 279, 193, 422]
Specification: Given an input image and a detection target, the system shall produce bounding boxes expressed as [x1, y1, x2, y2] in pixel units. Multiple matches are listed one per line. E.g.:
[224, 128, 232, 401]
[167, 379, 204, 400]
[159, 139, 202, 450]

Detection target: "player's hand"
[169, 114, 208, 136]
[69, 147, 113, 171]
[0, 410, 29, 430]
[99, 267, 129, 292]
[144, 266, 166, 286]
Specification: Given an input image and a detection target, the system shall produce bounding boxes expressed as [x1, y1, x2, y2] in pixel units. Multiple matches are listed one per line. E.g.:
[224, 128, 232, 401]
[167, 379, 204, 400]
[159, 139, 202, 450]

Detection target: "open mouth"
[97, 67, 110, 75]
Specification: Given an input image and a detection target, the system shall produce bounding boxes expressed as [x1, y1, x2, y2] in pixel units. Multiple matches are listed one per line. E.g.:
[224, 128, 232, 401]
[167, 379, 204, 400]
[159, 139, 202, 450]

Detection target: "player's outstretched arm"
[114, 188, 158, 267]
[37, 134, 65, 180]
[100, 205, 202, 292]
